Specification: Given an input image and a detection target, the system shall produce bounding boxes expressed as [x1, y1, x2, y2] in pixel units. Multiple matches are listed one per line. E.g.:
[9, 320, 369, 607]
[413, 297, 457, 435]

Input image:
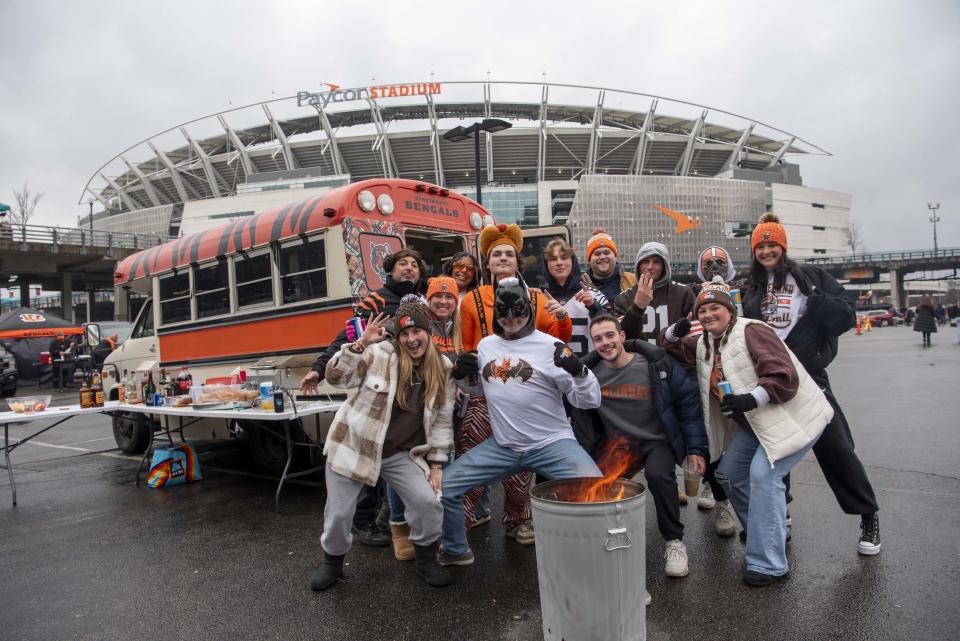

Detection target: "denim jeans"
[440, 437, 601, 555]
[717, 428, 817, 576]
[386, 483, 405, 524]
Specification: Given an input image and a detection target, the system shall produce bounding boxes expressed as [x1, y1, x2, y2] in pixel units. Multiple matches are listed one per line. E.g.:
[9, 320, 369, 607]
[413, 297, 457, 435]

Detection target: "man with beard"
[437, 276, 602, 566]
[580, 228, 637, 305]
[301, 247, 428, 547]
[614, 242, 695, 343]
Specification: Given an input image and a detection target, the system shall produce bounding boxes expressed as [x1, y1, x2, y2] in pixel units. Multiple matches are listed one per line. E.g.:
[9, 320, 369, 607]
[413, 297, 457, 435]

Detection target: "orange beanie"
[751, 213, 788, 253]
[479, 223, 523, 256]
[426, 276, 459, 300]
[586, 227, 618, 260]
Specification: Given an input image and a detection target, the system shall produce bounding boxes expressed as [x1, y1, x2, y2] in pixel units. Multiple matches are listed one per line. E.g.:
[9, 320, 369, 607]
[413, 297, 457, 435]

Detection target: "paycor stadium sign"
[297, 82, 442, 108]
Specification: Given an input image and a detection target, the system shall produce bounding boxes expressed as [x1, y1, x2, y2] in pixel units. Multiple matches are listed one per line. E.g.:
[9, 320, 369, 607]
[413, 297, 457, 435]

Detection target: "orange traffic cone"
[856, 319, 862, 335]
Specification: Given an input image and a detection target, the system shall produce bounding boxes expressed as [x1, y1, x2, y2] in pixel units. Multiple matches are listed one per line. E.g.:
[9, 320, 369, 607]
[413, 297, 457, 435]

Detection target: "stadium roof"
[81, 80, 830, 214]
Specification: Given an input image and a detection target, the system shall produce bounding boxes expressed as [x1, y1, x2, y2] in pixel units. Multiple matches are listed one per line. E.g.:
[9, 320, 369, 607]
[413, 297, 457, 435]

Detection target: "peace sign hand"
[359, 312, 391, 346]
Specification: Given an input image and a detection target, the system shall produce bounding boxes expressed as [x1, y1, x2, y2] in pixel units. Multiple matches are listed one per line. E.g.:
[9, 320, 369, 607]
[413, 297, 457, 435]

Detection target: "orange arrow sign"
[654, 204, 702, 234]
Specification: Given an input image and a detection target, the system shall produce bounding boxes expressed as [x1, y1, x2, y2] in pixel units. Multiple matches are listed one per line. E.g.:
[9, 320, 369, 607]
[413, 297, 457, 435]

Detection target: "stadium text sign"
[298, 82, 442, 108]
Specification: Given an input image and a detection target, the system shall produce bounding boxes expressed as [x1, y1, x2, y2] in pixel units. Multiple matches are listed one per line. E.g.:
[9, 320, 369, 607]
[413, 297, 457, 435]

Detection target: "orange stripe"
[0, 328, 84, 339]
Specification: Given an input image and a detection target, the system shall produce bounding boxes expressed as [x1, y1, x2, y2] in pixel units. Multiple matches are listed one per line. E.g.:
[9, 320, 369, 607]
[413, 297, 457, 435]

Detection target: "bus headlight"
[469, 212, 483, 230]
[376, 193, 394, 215]
[482, 214, 495, 227]
[357, 190, 376, 212]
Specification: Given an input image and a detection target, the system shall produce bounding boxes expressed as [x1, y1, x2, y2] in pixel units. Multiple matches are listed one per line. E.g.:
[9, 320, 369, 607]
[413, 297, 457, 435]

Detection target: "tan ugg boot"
[391, 523, 414, 561]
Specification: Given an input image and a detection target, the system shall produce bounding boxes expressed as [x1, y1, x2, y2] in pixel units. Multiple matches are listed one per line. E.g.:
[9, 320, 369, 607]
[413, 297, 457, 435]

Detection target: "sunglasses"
[451, 262, 476, 272]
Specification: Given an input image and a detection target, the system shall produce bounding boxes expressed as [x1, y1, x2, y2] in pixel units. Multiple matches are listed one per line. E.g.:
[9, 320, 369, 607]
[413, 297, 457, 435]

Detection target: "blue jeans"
[441, 437, 601, 555]
[386, 483, 405, 524]
[717, 428, 817, 576]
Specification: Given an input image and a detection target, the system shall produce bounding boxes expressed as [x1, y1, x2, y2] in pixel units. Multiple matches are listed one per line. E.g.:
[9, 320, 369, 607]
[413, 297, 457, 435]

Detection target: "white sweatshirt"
[464, 329, 601, 452]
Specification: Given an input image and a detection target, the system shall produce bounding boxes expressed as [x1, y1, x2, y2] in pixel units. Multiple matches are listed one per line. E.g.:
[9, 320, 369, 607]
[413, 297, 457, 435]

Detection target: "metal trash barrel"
[531, 478, 646, 641]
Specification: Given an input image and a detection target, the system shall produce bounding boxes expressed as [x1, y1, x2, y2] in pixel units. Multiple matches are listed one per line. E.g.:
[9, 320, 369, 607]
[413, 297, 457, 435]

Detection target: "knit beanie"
[479, 223, 523, 256]
[751, 212, 788, 253]
[426, 276, 459, 300]
[694, 276, 737, 317]
[586, 227, 618, 260]
[394, 302, 431, 333]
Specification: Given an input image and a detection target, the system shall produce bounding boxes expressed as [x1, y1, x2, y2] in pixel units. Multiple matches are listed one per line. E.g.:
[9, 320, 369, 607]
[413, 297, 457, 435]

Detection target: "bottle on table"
[176, 367, 193, 395]
[118, 371, 127, 403]
[79, 376, 92, 409]
[144, 371, 156, 407]
[91, 372, 105, 408]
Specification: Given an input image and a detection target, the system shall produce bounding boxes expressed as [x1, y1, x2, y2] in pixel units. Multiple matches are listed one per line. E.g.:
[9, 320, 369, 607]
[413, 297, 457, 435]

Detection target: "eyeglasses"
[451, 262, 476, 272]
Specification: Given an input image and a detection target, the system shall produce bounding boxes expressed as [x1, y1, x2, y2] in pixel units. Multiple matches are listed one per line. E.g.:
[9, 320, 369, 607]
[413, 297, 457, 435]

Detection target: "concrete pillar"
[889, 267, 905, 310]
[85, 290, 93, 323]
[62, 273, 74, 323]
[19, 280, 30, 308]
[113, 285, 129, 321]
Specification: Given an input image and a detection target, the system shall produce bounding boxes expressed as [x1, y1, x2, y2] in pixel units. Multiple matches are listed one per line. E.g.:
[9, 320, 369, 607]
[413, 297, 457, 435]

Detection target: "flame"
[573, 435, 635, 503]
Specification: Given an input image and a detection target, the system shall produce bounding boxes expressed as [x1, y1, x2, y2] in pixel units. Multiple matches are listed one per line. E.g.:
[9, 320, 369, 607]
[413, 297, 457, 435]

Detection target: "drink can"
[153, 391, 162, 407]
[273, 391, 284, 413]
[717, 381, 733, 399]
[346, 316, 366, 342]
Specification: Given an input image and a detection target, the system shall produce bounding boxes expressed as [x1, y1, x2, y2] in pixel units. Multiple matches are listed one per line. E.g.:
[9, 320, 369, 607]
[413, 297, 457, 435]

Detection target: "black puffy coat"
[913, 305, 938, 334]
[742, 264, 855, 376]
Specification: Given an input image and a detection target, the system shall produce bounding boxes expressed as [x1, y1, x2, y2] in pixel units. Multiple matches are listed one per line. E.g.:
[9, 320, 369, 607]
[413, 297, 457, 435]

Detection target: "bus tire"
[112, 411, 150, 454]
[239, 419, 308, 477]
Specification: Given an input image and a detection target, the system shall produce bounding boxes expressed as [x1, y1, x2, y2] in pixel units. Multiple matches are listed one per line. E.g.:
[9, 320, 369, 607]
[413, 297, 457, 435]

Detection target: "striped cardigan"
[323, 340, 454, 486]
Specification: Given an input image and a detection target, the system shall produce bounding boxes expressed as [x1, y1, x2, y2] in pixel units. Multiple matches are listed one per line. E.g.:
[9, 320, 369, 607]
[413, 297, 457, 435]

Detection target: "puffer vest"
[696, 318, 833, 465]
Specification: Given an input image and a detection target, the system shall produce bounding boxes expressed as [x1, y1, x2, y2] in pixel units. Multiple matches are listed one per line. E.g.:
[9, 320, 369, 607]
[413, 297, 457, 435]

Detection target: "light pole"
[442, 119, 513, 205]
[928, 202, 941, 256]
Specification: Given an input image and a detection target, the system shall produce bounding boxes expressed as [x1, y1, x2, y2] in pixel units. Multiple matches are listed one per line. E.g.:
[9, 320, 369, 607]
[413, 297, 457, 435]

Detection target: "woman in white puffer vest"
[660, 277, 833, 587]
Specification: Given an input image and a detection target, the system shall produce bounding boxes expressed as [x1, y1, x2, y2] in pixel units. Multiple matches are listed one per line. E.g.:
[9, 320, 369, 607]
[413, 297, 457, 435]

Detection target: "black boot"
[310, 551, 345, 591]
[352, 523, 390, 547]
[413, 541, 451, 587]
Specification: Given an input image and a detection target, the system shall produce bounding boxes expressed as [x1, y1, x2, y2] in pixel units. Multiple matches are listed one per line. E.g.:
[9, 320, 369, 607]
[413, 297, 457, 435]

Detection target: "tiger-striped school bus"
[103, 179, 499, 471]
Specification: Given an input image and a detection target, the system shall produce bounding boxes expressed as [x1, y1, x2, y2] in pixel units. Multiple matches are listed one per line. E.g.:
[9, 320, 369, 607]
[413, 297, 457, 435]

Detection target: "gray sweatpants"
[321, 452, 443, 556]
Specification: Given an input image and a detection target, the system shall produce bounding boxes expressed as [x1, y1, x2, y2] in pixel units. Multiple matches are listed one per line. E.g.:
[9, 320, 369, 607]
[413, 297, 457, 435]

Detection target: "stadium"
[80, 80, 851, 273]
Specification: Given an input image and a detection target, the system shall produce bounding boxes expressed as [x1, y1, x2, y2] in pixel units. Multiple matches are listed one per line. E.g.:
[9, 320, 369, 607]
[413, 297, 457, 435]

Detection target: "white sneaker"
[644, 590, 652, 606]
[677, 485, 688, 505]
[664, 540, 689, 577]
[715, 500, 737, 537]
[697, 484, 716, 509]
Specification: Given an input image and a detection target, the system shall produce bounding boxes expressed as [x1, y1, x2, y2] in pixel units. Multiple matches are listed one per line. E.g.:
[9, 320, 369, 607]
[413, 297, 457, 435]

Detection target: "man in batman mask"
[437, 276, 603, 566]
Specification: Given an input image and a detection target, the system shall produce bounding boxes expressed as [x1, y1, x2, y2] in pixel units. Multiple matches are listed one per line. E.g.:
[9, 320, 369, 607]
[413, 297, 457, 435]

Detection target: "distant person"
[934, 303, 946, 326]
[914, 297, 938, 347]
[93, 333, 119, 366]
[580, 228, 637, 305]
[741, 213, 881, 556]
[48, 331, 76, 390]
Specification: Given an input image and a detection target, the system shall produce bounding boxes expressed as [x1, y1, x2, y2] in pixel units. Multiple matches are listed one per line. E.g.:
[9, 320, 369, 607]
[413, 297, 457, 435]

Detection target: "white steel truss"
[585, 90, 606, 175]
[724, 123, 755, 170]
[484, 83, 494, 182]
[765, 137, 795, 168]
[121, 156, 162, 207]
[100, 173, 137, 211]
[217, 114, 254, 176]
[631, 99, 658, 175]
[316, 108, 347, 176]
[537, 84, 549, 182]
[181, 127, 227, 198]
[425, 94, 445, 185]
[263, 104, 298, 171]
[677, 110, 708, 176]
[367, 98, 397, 178]
[148, 142, 191, 203]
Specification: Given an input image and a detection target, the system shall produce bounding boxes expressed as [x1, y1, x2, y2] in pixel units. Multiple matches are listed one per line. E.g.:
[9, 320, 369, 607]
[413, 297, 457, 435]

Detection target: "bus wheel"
[112, 411, 150, 454]
[239, 419, 307, 477]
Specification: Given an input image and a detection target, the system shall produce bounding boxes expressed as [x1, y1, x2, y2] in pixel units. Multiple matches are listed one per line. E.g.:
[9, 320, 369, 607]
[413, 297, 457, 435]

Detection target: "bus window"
[280, 234, 327, 304]
[159, 271, 191, 324]
[234, 250, 274, 309]
[131, 300, 155, 339]
[194, 260, 230, 319]
[405, 230, 465, 278]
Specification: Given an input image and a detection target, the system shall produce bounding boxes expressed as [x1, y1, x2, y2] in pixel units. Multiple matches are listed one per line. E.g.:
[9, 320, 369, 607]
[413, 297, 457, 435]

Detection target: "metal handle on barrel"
[603, 503, 631, 551]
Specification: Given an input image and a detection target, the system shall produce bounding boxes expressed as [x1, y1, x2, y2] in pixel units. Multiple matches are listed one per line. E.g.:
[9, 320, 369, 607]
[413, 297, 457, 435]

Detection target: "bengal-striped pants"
[457, 395, 531, 531]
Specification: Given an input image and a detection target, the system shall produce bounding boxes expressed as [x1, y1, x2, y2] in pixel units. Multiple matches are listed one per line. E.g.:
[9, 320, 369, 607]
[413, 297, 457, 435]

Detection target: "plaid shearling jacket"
[323, 340, 455, 486]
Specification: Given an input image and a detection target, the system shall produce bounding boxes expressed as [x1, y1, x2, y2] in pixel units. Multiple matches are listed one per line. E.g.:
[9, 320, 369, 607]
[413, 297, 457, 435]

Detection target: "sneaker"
[697, 484, 716, 509]
[505, 519, 536, 545]
[437, 547, 475, 566]
[375, 502, 390, 532]
[743, 569, 788, 587]
[472, 511, 492, 527]
[715, 500, 736, 537]
[644, 590, 652, 606]
[858, 513, 881, 556]
[664, 540, 689, 577]
[351, 523, 391, 547]
[677, 485, 688, 505]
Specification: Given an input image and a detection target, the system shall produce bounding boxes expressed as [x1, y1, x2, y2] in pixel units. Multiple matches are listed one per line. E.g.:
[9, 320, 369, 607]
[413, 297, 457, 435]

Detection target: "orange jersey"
[459, 285, 572, 352]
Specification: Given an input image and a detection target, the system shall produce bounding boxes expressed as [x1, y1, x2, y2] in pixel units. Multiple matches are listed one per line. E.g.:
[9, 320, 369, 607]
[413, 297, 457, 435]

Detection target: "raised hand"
[553, 342, 588, 378]
[359, 312, 391, 346]
[633, 273, 654, 309]
[452, 351, 479, 380]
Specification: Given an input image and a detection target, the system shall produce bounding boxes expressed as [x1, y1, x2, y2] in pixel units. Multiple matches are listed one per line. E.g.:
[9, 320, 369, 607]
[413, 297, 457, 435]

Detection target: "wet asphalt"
[1, 326, 958, 641]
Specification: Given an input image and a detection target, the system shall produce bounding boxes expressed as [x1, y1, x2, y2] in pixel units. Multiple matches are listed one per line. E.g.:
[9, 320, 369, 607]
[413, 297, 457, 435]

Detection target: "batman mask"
[492, 276, 535, 340]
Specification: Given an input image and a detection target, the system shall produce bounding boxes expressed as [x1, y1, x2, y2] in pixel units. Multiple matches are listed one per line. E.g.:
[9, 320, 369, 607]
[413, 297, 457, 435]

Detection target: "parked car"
[0, 342, 18, 397]
[859, 309, 895, 327]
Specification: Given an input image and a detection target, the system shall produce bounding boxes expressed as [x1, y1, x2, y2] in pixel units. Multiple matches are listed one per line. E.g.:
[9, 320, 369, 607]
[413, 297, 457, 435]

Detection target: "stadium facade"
[81, 80, 851, 271]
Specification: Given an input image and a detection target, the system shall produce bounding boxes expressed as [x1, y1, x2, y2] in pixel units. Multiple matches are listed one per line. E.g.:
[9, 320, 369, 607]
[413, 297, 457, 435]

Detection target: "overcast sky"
[1, 0, 957, 252]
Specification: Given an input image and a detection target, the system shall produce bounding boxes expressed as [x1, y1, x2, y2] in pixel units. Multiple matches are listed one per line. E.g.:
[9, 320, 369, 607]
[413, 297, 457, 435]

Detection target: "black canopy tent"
[0, 307, 84, 380]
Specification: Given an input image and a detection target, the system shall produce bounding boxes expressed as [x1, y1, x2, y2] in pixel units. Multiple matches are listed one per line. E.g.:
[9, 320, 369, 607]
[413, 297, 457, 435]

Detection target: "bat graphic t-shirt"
[761, 273, 808, 340]
[475, 330, 601, 452]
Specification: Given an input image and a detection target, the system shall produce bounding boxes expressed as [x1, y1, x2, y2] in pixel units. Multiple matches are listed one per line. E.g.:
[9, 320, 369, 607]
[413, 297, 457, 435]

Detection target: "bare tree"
[846, 221, 866, 257]
[10, 182, 44, 226]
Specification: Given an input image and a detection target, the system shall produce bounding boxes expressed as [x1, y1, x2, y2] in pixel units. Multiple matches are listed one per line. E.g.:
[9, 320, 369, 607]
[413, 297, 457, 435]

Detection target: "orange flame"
[572, 435, 635, 503]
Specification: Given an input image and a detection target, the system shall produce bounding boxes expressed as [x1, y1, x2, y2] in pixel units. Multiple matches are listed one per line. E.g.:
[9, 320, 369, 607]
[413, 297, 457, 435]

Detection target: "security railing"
[0, 222, 168, 252]
[803, 247, 960, 265]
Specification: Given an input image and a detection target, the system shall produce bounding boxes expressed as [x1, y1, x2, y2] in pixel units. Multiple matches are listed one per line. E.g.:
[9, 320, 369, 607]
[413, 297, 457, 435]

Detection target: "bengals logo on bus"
[369, 241, 391, 283]
[19, 313, 46, 323]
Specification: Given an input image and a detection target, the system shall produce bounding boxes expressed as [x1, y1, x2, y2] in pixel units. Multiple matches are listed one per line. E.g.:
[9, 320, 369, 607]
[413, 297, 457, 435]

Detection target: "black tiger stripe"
[299, 195, 323, 235]
[269, 202, 298, 244]
[217, 221, 239, 258]
[286, 197, 313, 237]
[188, 229, 206, 264]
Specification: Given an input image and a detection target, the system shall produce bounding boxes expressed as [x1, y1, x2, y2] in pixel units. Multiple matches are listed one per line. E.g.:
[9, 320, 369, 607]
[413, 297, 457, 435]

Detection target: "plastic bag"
[146, 443, 202, 488]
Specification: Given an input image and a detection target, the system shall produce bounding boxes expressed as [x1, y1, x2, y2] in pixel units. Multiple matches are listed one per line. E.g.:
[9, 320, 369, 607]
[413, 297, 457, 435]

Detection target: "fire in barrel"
[530, 438, 647, 641]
